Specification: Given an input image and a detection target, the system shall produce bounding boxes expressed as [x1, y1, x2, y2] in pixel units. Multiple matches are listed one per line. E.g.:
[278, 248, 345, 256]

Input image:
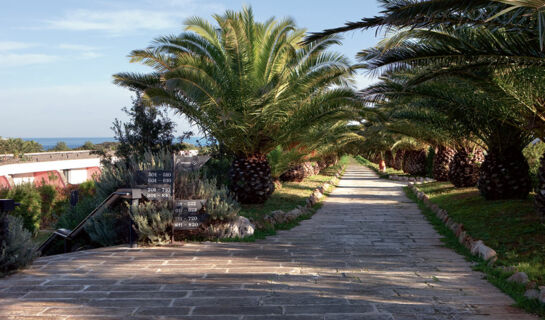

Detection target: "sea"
[23, 137, 205, 150]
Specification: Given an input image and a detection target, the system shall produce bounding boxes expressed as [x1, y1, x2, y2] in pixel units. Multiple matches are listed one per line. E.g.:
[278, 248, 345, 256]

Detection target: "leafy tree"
[114, 7, 359, 203]
[51, 142, 71, 152]
[0, 138, 43, 157]
[112, 92, 176, 161]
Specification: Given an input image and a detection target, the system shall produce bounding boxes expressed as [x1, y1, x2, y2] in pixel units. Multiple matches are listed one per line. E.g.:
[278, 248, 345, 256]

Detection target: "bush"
[523, 141, 545, 191]
[37, 184, 57, 227]
[0, 184, 42, 235]
[206, 186, 240, 221]
[0, 213, 36, 276]
[201, 156, 232, 187]
[131, 202, 172, 245]
[56, 196, 103, 230]
[267, 146, 305, 180]
[175, 171, 217, 200]
[84, 210, 119, 247]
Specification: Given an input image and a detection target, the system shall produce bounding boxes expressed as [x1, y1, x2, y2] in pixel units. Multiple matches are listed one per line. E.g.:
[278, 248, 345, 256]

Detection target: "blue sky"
[1, 0, 383, 138]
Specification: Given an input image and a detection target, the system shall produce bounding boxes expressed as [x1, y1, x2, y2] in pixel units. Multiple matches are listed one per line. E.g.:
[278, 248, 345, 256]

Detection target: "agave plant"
[114, 7, 358, 204]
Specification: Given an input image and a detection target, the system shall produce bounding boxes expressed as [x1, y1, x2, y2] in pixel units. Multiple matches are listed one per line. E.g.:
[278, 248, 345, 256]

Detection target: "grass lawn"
[233, 157, 348, 241]
[33, 229, 53, 246]
[417, 182, 545, 285]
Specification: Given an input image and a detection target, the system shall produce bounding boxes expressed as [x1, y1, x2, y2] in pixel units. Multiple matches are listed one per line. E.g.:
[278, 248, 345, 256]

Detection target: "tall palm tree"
[114, 7, 358, 203]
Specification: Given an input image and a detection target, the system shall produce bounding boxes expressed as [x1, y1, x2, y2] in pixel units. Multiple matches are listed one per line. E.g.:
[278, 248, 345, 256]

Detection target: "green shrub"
[78, 180, 96, 197]
[37, 184, 57, 227]
[175, 171, 217, 200]
[206, 186, 240, 221]
[523, 141, 545, 191]
[201, 156, 232, 187]
[131, 202, 172, 245]
[96, 150, 173, 199]
[0, 213, 37, 276]
[56, 196, 103, 230]
[84, 210, 119, 247]
[0, 184, 42, 235]
[267, 146, 304, 179]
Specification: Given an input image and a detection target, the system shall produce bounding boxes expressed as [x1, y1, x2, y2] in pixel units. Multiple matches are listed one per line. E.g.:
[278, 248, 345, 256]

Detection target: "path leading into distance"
[0, 164, 537, 319]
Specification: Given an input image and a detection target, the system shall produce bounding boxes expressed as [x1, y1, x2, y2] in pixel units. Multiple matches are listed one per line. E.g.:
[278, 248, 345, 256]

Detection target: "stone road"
[0, 164, 538, 319]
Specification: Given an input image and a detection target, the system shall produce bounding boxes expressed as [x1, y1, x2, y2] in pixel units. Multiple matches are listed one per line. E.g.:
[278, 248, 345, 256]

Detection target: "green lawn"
[417, 182, 545, 284]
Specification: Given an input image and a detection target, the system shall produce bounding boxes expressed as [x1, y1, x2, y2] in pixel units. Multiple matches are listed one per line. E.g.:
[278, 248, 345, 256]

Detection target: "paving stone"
[0, 164, 537, 319]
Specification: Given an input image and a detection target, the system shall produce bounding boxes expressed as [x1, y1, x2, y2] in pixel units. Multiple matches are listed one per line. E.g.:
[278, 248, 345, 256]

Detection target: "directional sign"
[135, 170, 174, 201]
[173, 199, 208, 230]
[135, 170, 174, 185]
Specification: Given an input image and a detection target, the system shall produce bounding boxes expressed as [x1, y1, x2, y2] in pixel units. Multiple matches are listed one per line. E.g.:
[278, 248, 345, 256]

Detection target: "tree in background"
[0, 138, 43, 157]
[51, 142, 71, 152]
[112, 92, 176, 161]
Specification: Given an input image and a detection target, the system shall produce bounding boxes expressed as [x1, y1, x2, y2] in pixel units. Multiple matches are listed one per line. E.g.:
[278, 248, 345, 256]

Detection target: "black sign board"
[135, 170, 174, 185]
[136, 170, 174, 201]
[173, 199, 208, 230]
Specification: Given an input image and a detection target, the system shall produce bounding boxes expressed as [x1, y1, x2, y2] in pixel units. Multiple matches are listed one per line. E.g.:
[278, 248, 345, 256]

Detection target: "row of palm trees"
[304, 0, 545, 216]
[114, 8, 362, 204]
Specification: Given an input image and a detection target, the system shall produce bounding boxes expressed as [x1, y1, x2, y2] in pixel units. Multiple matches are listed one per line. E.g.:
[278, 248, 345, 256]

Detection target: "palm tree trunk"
[229, 154, 275, 204]
[478, 147, 531, 200]
[448, 148, 485, 188]
[433, 146, 456, 181]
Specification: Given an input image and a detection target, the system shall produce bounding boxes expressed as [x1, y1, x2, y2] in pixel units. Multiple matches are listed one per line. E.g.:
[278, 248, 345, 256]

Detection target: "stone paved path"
[0, 164, 538, 319]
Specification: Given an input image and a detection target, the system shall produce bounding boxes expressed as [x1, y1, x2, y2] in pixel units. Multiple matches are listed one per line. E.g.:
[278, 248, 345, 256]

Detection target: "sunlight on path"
[0, 164, 537, 319]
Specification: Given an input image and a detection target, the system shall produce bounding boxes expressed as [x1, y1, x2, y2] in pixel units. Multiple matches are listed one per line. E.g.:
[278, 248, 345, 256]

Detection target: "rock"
[322, 183, 330, 190]
[507, 272, 529, 285]
[540, 288, 545, 304]
[270, 210, 287, 224]
[524, 289, 540, 300]
[209, 216, 255, 239]
[455, 224, 464, 237]
[458, 231, 466, 244]
[314, 191, 324, 199]
[285, 208, 302, 221]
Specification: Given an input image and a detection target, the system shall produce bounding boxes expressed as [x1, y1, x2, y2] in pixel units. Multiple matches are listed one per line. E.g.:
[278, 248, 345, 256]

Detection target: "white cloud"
[0, 41, 38, 51]
[47, 9, 189, 35]
[59, 43, 99, 51]
[45, 0, 224, 35]
[0, 53, 58, 68]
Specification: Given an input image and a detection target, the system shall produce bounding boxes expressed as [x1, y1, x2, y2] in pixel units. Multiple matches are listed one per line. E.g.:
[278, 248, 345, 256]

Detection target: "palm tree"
[114, 7, 358, 203]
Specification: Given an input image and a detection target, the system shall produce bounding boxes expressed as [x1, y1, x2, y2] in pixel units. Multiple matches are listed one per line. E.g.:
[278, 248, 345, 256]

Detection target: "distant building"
[0, 151, 101, 189]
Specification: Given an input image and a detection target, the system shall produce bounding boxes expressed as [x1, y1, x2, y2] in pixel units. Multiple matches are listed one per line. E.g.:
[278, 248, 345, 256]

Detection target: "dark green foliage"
[84, 210, 120, 247]
[37, 184, 57, 227]
[535, 154, 545, 220]
[478, 147, 531, 200]
[425, 147, 435, 177]
[229, 155, 275, 204]
[112, 92, 176, 161]
[0, 137, 43, 157]
[0, 184, 42, 235]
[523, 141, 545, 191]
[131, 202, 172, 245]
[206, 186, 240, 221]
[0, 214, 36, 276]
[201, 156, 232, 187]
[267, 146, 305, 180]
[56, 196, 104, 230]
[51, 142, 71, 151]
